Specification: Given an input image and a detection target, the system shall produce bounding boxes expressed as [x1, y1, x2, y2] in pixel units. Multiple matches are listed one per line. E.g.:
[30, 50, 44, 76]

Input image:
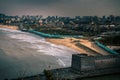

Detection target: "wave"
[0, 28, 79, 66]
[0, 28, 79, 79]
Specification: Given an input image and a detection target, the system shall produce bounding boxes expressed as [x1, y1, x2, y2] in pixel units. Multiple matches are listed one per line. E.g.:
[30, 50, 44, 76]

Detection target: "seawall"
[95, 41, 119, 55]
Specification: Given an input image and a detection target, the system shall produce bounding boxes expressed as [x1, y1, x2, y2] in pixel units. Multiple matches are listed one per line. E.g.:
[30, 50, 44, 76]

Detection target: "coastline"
[0, 25, 110, 56]
[0, 25, 80, 79]
[0, 25, 87, 54]
[0, 25, 114, 79]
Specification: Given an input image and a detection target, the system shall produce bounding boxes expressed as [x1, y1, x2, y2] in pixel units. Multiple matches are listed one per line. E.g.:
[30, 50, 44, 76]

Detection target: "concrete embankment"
[75, 42, 102, 56]
[28, 30, 83, 38]
[95, 41, 119, 55]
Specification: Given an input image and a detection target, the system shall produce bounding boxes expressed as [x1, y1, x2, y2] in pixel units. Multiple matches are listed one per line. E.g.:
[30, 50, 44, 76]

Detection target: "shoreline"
[0, 25, 87, 54]
[0, 25, 110, 56]
[46, 38, 111, 56]
[46, 38, 98, 56]
[0, 25, 113, 79]
[46, 38, 87, 54]
[1, 26, 80, 79]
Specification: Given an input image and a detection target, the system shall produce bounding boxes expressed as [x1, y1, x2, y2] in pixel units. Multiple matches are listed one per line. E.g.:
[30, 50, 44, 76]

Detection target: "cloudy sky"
[0, 0, 120, 17]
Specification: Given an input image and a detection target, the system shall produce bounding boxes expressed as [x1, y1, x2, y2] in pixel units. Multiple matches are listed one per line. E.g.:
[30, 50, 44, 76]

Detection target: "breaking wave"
[0, 28, 79, 79]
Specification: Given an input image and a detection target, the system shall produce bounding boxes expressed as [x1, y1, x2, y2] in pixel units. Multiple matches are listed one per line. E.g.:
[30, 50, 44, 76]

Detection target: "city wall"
[71, 54, 120, 75]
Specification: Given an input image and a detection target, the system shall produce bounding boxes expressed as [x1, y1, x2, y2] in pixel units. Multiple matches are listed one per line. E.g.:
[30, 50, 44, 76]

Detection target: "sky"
[0, 0, 120, 17]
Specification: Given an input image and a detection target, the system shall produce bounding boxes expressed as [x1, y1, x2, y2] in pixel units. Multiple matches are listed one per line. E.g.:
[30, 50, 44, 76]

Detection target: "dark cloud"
[0, 0, 61, 5]
[0, 0, 120, 17]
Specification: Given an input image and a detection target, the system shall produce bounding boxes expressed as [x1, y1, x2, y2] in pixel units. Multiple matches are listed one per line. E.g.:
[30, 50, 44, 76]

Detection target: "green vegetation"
[35, 26, 82, 35]
[22, 24, 98, 37]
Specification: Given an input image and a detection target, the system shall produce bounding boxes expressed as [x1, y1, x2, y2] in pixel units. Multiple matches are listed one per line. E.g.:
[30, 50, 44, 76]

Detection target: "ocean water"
[0, 28, 79, 79]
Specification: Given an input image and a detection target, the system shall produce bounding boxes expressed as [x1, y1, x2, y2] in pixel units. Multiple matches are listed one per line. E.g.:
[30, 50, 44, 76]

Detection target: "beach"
[46, 38, 87, 54]
[0, 25, 18, 30]
[0, 25, 111, 55]
[0, 25, 110, 56]
[46, 38, 110, 56]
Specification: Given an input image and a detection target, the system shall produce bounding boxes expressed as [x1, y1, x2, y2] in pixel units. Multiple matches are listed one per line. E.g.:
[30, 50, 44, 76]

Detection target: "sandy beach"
[46, 38, 110, 56]
[46, 38, 87, 53]
[0, 25, 18, 30]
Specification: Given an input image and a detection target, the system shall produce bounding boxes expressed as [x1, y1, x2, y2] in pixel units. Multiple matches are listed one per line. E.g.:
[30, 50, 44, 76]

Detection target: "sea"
[0, 28, 79, 80]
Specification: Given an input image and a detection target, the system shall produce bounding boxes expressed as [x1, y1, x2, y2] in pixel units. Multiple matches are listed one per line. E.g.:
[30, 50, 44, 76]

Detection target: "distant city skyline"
[0, 0, 120, 17]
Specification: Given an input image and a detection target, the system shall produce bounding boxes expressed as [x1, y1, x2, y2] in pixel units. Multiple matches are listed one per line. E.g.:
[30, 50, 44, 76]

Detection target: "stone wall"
[94, 55, 120, 69]
[71, 54, 120, 73]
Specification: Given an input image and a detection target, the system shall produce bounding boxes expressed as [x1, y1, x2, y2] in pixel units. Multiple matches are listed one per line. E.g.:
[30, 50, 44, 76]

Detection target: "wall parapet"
[71, 54, 120, 74]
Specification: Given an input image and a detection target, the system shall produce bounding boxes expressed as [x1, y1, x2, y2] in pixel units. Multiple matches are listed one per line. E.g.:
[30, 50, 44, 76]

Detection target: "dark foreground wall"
[46, 54, 120, 79]
[71, 54, 120, 76]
